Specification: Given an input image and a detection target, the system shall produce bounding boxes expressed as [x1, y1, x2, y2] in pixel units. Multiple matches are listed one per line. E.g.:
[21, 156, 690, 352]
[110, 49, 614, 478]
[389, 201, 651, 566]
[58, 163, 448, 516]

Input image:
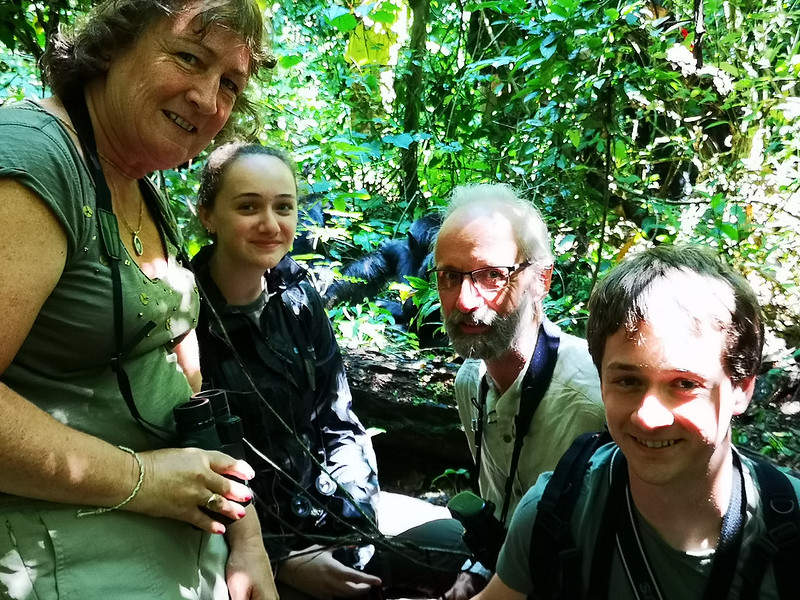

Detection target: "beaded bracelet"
[77, 446, 144, 517]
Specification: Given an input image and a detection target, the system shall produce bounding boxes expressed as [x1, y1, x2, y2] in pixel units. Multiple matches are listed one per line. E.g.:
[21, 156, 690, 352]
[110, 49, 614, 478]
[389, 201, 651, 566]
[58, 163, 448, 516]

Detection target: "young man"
[433, 184, 605, 523]
[477, 244, 800, 599]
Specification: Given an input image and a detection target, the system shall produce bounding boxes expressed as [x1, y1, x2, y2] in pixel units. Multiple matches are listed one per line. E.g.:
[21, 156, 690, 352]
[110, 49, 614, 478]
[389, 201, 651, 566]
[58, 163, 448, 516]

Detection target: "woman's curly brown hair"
[42, 0, 276, 136]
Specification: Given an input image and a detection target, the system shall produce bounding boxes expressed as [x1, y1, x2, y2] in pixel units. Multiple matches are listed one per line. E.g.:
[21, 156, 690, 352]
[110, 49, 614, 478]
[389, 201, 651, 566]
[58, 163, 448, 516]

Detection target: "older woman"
[0, 1, 276, 598]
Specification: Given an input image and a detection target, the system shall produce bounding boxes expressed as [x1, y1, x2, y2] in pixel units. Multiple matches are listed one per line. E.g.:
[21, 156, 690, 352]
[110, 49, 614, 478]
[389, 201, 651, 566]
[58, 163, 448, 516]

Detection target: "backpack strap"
[739, 453, 800, 600]
[529, 430, 612, 600]
[501, 321, 560, 523]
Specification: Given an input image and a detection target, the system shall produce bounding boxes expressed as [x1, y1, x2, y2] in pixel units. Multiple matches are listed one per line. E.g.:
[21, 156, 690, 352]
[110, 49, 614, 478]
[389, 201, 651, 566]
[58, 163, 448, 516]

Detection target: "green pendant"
[132, 233, 144, 256]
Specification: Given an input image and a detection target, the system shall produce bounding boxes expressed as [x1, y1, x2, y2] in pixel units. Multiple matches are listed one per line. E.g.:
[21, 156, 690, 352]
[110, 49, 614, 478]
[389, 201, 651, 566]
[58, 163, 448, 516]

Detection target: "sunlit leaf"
[382, 133, 414, 149]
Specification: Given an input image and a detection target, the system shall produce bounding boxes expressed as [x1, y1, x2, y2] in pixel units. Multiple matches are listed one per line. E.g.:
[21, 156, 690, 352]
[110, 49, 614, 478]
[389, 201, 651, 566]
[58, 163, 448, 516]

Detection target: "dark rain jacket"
[192, 245, 380, 559]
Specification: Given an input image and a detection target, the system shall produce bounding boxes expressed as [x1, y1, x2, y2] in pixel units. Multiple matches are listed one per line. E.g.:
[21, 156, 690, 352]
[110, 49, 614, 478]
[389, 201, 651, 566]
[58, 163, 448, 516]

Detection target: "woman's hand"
[125, 447, 254, 533]
[277, 546, 382, 600]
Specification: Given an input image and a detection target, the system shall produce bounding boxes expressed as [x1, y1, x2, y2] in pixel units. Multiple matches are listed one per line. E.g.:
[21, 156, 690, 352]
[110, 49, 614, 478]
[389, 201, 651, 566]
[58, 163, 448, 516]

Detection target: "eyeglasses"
[428, 261, 532, 294]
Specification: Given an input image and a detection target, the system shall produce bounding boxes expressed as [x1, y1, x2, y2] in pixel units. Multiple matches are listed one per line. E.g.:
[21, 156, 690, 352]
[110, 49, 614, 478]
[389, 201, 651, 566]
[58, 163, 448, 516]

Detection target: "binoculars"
[173, 389, 251, 523]
[447, 490, 507, 571]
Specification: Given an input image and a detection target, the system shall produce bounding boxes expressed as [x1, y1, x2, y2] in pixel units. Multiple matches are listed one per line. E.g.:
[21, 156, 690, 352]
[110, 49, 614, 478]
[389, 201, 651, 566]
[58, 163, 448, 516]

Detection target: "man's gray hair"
[442, 183, 554, 268]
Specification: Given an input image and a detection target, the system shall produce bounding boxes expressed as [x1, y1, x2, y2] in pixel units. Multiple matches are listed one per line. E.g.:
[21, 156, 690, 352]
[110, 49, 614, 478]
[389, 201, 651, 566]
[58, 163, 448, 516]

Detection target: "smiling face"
[199, 153, 298, 273]
[434, 207, 548, 360]
[91, 3, 251, 176]
[600, 283, 754, 491]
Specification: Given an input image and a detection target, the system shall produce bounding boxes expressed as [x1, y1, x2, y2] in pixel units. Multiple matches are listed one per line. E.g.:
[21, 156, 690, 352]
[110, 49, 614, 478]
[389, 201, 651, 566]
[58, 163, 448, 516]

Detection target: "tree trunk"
[397, 0, 430, 212]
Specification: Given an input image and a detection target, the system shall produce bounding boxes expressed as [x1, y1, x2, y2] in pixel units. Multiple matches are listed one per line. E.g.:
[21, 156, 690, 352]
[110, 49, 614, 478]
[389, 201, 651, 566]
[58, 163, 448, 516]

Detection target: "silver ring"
[205, 493, 221, 510]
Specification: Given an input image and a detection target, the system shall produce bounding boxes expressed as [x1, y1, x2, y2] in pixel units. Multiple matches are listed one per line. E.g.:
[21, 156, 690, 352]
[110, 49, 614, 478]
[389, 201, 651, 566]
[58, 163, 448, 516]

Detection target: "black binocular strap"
[474, 321, 560, 525]
[61, 91, 171, 439]
[473, 379, 487, 496]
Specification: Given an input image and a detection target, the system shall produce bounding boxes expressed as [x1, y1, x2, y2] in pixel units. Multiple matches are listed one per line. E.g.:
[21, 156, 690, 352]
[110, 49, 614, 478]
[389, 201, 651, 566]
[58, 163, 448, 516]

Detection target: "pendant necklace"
[122, 195, 145, 256]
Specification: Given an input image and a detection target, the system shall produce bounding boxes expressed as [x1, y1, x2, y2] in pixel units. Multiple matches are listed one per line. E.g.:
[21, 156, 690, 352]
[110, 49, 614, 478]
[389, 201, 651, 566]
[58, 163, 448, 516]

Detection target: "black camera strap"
[61, 91, 171, 440]
[588, 449, 746, 600]
[474, 320, 560, 524]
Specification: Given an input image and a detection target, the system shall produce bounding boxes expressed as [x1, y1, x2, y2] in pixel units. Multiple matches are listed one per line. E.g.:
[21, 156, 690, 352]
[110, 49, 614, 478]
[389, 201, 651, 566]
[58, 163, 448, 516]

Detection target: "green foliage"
[2, 0, 799, 367]
[0, 0, 89, 61]
[0, 46, 44, 103]
[431, 467, 471, 493]
[328, 301, 420, 350]
[245, 0, 799, 361]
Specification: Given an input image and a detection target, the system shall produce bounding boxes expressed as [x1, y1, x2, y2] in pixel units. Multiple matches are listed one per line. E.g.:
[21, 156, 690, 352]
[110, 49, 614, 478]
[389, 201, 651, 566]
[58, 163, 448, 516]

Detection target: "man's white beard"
[445, 292, 536, 361]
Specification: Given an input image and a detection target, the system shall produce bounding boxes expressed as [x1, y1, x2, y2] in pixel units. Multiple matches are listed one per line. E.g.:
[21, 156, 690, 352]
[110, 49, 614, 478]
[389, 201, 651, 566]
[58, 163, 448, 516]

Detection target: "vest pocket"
[1, 512, 53, 600]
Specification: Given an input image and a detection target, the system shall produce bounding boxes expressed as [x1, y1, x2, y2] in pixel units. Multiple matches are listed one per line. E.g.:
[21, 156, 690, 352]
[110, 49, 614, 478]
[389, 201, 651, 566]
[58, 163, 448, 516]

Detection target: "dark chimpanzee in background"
[324, 213, 441, 306]
[322, 213, 446, 347]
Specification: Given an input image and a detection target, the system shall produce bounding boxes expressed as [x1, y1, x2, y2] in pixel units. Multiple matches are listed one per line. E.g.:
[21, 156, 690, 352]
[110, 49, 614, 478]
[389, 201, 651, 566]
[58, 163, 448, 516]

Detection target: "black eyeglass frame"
[427, 260, 533, 293]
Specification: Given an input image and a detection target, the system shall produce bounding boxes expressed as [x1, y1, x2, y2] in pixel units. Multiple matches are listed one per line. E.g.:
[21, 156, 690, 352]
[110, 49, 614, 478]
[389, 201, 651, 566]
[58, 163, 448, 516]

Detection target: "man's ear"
[732, 375, 756, 416]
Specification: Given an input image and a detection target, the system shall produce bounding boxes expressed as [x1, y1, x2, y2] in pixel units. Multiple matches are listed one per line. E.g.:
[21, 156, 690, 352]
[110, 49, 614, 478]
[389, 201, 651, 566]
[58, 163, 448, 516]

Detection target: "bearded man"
[432, 184, 605, 524]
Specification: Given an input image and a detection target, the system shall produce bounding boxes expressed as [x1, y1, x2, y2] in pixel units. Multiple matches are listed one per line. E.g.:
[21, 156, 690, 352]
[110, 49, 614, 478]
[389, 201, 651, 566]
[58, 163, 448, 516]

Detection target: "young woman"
[193, 143, 384, 600]
[193, 143, 474, 600]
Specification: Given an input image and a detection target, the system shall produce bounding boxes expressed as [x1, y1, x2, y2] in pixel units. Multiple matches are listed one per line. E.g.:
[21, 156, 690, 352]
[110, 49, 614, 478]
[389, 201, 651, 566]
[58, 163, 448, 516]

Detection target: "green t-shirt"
[498, 443, 800, 599]
[0, 101, 200, 503]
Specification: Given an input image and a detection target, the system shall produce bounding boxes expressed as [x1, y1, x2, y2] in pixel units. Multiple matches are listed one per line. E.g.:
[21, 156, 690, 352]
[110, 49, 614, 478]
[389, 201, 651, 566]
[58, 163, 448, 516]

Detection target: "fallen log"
[342, 347, 473, 496]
